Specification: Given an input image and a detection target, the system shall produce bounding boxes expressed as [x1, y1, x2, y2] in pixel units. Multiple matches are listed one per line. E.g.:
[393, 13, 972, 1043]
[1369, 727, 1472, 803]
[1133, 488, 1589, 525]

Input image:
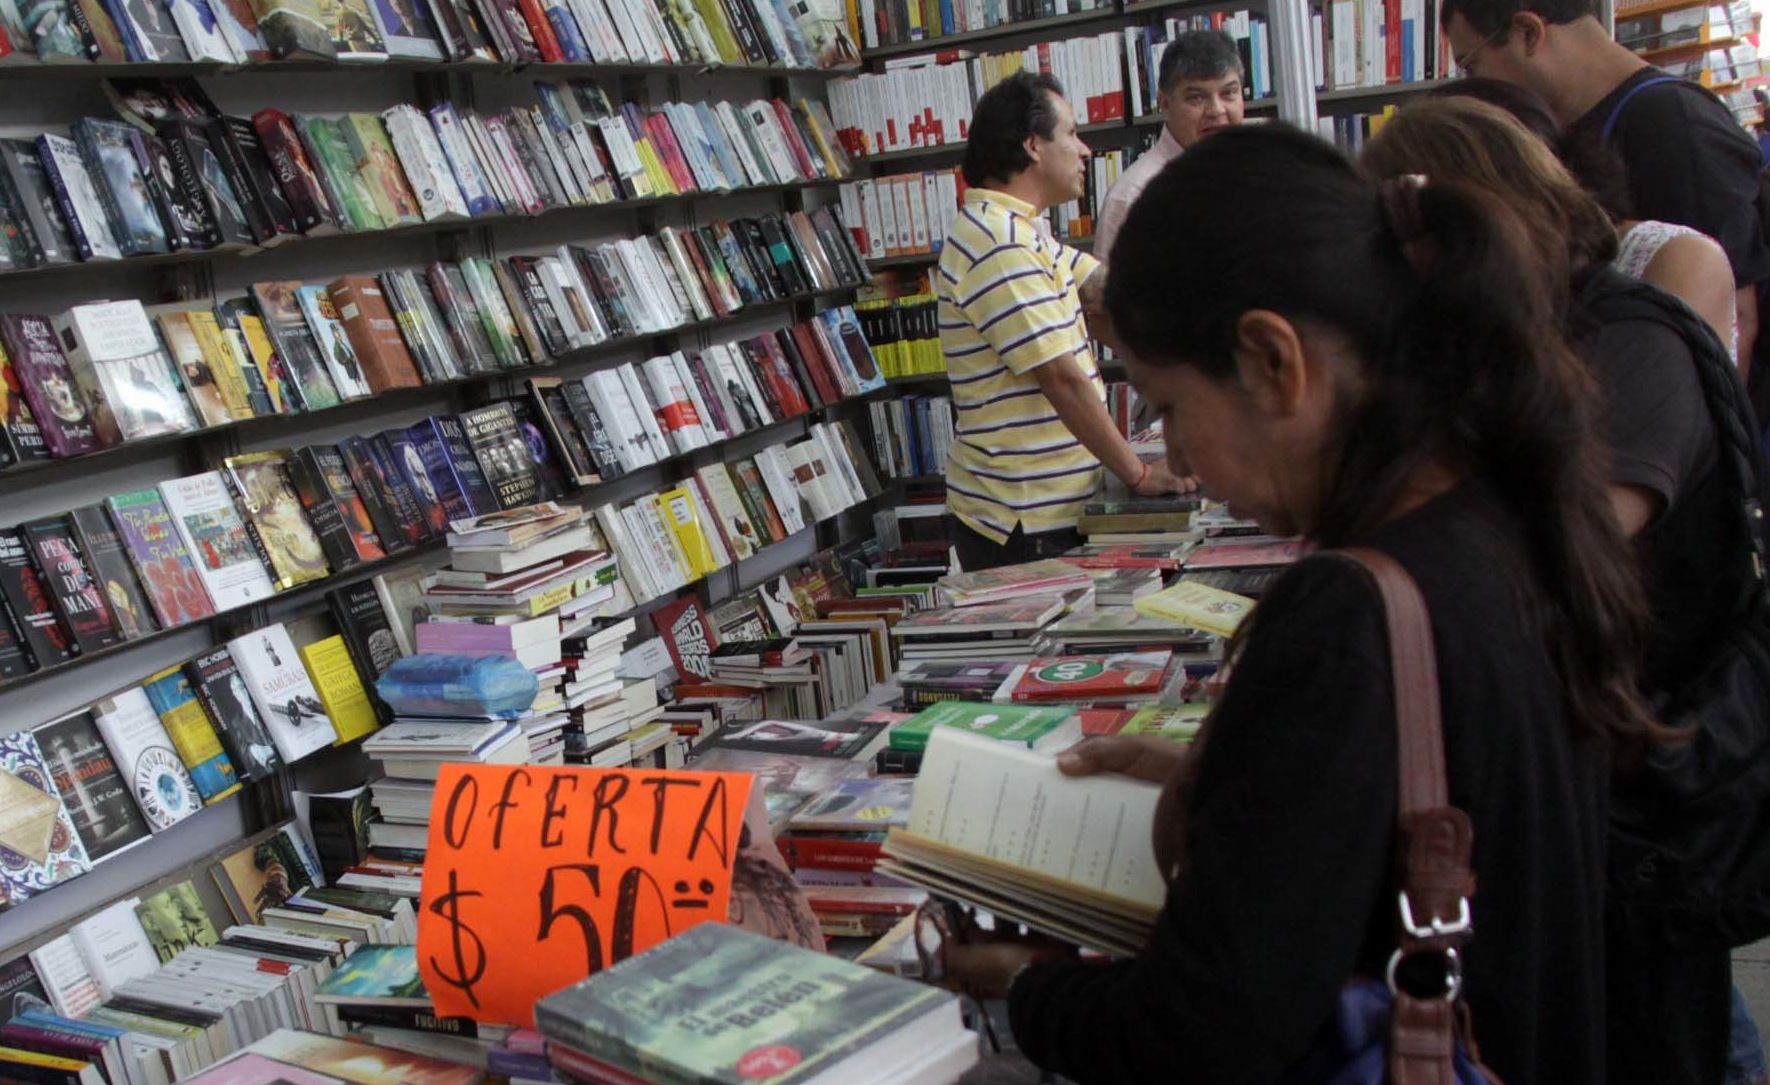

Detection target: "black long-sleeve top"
[1007, 484, 1609, 1085]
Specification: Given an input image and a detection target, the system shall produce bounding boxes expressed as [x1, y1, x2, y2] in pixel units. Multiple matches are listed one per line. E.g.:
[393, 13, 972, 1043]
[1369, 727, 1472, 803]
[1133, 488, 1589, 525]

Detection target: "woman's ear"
[1231, 310, 1309, 417]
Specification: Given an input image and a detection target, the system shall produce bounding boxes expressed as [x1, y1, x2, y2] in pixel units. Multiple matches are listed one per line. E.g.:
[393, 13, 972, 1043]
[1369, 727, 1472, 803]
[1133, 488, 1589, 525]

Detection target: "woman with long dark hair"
[941, 123, 1655, 1084]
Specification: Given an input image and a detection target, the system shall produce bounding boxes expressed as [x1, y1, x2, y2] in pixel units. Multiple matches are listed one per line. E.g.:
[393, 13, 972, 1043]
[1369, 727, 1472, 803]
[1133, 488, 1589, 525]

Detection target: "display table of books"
[0, 482, 1299, 1083]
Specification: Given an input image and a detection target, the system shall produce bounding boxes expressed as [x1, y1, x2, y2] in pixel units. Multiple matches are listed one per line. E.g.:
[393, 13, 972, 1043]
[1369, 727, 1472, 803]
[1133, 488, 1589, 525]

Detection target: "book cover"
[0, 139, 74, 267]
[1182, 538, 1307, 571]
[380, 428, 449, 537]
[157, 308, 241, 427]
[20, 516, 119, 655]
[71, 118, 171, 257]
[251, 108, 339, 234]
[245, 0, 332, 56]
[0, 732, 92, 907]
[343, 113, 419, 226]
[887, 700, 1075, 753]
[180, 1053, 344, 1085]
[133, 881, 219, 962]
[329, 0, 386, 57]
[210, 0, 268, 59]
[365, 0, 443, 59]
[159, 471, 276, 611]
[297, 443, 387, 564]
[238, 1029, 479, 1085]
[294, 284, 374, 401]
[1133, 580, 1254, 638]
[141, 665, 241, 804]
[56, 299, 198, 442]
[653, 594, 716, 681]
[104, 488, 214, 628]
[421, 414, 500, 517]
[0, 345, 51, 467]
[788, 775, 914, 831]
[30, 711, 150, 862]
[36, 132, 123, 261]
[699, 715, 881, 759]
[210, 826, 318, 923]
[184, 646, 282, 782]
[227, 624, 339, 763]
[339, 436, 415, 554]
[165, 0, 236, 59]
[90, 687, 201, 831]
[0, 529, 74, 670]
[314, 943, 425, 1005]
[250, 281, 342, 411]
[154, 117, 255, 247]
[534, 925, 956, 1083]
[299, 114, 382, 231]
[222, 450, 332, 590]
[0, 314, 100, 459]
[298, 634, 381, 745]
[327, 579, 402, 716]
[459, 401, 539, 511]
[998, 651, 1173, 704]
[326, 276, 422, 393]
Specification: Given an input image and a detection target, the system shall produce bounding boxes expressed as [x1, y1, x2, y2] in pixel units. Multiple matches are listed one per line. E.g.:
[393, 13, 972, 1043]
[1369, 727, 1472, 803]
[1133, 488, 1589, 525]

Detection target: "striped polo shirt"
[937, 188, 1105, 544]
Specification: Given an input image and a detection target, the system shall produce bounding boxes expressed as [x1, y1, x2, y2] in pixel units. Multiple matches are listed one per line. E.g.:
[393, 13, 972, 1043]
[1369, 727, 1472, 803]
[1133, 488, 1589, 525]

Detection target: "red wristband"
[1132, 461, 1149, 489]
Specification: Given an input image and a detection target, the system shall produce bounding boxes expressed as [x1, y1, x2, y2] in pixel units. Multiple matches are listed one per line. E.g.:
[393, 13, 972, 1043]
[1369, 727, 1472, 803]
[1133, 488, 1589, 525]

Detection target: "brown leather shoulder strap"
[1336, 548, 1500, 1085]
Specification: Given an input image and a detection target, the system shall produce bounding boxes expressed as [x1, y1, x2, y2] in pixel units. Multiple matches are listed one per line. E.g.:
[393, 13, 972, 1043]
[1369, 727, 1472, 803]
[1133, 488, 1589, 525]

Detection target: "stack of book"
[889, 598, 1065, 663]
[312, 944, 505, 1065]
[1041, 607, 1216, 657]
[990, 649, 1180, 707]
[933, 558, 1092, 608]
[563, 670, 670, 769]
[828, 33, 1126, 159]
[1075, 496, 1201, 546]
[777, 776, 923, 938]
[535, 924, 977, 1084]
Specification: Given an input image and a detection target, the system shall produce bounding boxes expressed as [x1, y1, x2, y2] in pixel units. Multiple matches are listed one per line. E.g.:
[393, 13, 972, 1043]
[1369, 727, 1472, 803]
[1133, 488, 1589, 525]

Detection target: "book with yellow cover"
[657, 486, 719, 579]
[299, 635, 381, 746]
[141, 667, 242, 805]
[1133, 580, 1254, 639]
[186, 310, 256, 421]
[235, 312, 290, 414]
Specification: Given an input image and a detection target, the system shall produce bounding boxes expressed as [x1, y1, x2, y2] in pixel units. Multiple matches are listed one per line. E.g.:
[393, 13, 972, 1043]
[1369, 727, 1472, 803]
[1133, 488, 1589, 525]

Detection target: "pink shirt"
[1094, 127, 1183, 263]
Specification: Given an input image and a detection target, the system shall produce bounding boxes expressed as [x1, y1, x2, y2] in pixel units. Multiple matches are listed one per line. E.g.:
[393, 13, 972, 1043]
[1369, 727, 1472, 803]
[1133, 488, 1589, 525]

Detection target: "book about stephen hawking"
[534, 924, 961, 1085]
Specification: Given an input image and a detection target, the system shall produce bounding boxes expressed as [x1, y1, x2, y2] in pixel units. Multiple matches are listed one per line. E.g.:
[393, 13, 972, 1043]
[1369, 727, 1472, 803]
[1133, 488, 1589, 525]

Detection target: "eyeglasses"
[1453, 26, 1509, 76]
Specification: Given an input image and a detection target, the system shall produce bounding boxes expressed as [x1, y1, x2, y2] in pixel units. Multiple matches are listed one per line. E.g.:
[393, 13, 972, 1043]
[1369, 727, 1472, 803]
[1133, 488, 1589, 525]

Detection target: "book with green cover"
[1119, 704, 1206, 743]
[134, 881, 219, 963]
[886, 700, 1075, 753]
[314, 944, 426, 1007]
[534, 924, 964, 1085]
[297, 116, 383, 232]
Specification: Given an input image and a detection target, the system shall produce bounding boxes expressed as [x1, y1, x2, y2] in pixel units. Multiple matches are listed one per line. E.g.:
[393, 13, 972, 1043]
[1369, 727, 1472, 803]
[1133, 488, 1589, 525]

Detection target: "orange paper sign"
[416, 764, 753, 1026]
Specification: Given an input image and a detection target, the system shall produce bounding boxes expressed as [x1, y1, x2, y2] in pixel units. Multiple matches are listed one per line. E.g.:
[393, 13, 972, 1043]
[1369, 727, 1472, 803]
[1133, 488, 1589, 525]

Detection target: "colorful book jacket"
[20, 515, 119, 655]
[90, 687, 201, 832]
[141, 665, 241, 804]
[105, 488, 216, 628]
[184, 646, 283, 782]
[31, 710, 151, 862]
[0, 732, 93, 907]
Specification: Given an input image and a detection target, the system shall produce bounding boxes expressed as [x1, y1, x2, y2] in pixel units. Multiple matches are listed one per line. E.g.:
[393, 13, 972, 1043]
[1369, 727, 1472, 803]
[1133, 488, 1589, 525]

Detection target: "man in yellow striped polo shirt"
[940, 71, 1184, 570]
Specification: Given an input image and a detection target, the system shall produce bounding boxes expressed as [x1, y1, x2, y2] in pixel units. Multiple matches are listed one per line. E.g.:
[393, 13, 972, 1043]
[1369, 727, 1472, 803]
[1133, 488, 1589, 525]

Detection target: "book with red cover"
[770, 326, 830, 409]
[996, 650, 1174, 705]
[786, 323, 840, 405]
[769, 99, 819, 179]
[756, 336, 812, 415]
[327, 275, 423, 393]
[652, 594, 718, 682]
[0, 314, 102, 458]
[20, 515, 119, 655]
[643, 111, 697, 194]
[1182, 538, 1308, 571]
[894, 598, 1063, 635]
[511, 0, 562, 61]
[1057, 544, 1189, 571]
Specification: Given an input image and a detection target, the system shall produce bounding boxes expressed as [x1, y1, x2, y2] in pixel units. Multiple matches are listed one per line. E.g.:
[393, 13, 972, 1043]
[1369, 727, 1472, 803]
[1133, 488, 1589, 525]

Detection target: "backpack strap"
[1601, 75, 1684, 145]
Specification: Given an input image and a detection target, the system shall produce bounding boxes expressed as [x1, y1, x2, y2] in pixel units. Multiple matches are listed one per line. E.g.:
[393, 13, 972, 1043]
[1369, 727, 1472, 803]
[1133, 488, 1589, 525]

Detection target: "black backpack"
[1587, 275, 1770, 949]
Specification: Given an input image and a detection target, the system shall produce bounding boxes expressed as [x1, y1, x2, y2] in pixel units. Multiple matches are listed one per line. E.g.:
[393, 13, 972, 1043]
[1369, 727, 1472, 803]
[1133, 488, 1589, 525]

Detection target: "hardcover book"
[0, 732, 92, 908]
[222, 450, 331, 590]
[0, 314, 100, 458]
[70, 118, 170, 257]
[184, 646, 283, 782]
[56, 299, 198, 442]
[90, 687, 201, 831]
[140, 665, 241, 804]
[227, 623, 339, 763]
[288, 443, 386, 569]
[250, 281, 342, 411]
[157, 470, 277, 611]
[298, 634, 380, 744]
[31, 710, 151, 862]
[459, 401, 538, 511]
[105, 488, 215, 628]
[0, 528, 74, 670]
[294, 284, 374, 400]
[20, 516, 119, 655]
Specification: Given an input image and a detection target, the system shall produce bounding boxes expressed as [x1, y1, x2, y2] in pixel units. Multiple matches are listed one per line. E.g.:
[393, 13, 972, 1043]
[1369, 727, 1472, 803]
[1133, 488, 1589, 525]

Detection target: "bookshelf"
[861, 6, 1127, 58]
[0, 18, 879, 949]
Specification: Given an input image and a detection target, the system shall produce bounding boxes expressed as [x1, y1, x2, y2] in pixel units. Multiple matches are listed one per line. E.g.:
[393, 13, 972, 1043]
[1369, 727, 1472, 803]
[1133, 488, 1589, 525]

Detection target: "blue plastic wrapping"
[375, 654, 540, 718]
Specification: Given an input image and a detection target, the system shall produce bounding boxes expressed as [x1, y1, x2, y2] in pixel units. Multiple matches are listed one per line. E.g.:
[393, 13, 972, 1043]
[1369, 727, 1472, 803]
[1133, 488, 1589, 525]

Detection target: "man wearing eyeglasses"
[1440, 0, 1770, 399]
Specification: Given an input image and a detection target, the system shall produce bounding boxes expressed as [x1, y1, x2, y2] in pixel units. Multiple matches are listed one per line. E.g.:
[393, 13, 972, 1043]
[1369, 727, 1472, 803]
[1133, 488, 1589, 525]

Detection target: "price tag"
[417, 764, 752, 1026]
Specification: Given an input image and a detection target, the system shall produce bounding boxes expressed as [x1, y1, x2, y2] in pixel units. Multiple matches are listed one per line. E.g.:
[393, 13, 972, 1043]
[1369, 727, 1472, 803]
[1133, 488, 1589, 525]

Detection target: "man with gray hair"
[1094, 30, 1245, 261]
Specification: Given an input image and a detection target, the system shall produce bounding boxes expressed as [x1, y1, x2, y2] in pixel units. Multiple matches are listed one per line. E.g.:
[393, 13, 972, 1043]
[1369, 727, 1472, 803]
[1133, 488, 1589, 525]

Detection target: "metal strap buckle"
[1386, 946, 1464, 1002]
[1398, 889, 1472, 939]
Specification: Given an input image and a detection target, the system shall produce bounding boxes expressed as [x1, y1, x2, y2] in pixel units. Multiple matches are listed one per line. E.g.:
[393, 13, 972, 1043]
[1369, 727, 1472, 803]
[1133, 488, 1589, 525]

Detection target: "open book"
[878, 727, 1167, 957]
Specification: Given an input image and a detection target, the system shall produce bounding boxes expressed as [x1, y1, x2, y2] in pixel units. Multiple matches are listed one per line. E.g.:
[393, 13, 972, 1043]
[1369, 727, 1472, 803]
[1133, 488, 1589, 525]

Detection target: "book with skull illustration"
[0, 314, 102, 458]
[227, 623, 339, 763]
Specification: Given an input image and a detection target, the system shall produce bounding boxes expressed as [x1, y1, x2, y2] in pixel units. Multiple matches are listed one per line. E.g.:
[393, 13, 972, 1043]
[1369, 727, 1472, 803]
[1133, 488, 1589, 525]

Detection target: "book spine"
[252, 109, 334, 233]
[34, 139, 94, 262]
[219, 469, 288, 589]
[286, 447, 361, 571]
[200, 118, 275, 244]
[154, 123, 223, 249]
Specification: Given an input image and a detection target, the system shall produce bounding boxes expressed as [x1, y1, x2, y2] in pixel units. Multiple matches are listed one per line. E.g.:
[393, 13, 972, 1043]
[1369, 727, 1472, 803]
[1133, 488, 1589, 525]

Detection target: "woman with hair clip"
[1361, 97, 1748, 1085]
[941, 123, 1654, 1084]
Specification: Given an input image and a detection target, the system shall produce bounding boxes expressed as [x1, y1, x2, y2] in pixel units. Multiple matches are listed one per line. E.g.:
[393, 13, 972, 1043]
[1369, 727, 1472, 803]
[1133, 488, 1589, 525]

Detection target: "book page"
[907, 727, 1167, 909]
